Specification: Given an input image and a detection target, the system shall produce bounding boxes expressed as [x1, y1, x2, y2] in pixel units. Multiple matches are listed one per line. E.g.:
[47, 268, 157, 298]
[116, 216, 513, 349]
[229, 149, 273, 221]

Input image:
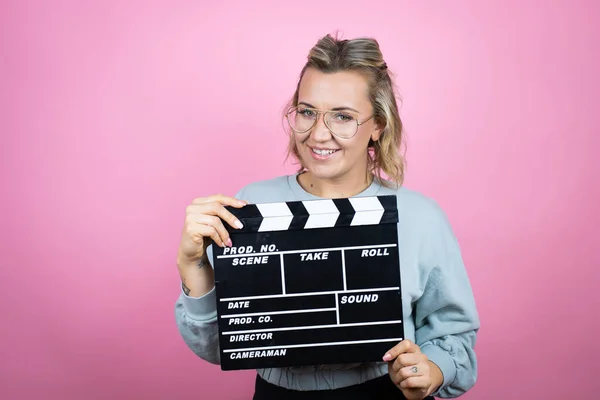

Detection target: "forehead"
[298, 68, 371, 109]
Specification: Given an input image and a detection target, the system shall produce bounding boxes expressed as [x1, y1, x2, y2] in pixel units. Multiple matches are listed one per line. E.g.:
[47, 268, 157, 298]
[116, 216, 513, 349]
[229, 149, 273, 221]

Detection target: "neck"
[299, 170, 374, 199]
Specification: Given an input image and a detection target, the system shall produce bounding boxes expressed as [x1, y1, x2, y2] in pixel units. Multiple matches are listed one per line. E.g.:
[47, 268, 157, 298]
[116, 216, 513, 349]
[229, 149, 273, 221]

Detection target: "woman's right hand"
[178, 194, 247, 265]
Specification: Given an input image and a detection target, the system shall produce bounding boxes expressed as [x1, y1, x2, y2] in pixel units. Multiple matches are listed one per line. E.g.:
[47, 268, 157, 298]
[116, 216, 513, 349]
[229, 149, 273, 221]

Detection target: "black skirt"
[252, 373, 435, 400]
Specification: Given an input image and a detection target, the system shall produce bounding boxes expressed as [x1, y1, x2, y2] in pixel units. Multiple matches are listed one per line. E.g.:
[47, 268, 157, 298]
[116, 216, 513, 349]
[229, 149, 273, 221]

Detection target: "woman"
[174, 33, 479, 399]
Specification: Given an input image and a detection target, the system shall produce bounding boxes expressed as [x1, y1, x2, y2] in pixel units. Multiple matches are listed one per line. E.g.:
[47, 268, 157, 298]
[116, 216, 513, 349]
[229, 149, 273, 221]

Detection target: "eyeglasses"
[285, 106, 375, 139]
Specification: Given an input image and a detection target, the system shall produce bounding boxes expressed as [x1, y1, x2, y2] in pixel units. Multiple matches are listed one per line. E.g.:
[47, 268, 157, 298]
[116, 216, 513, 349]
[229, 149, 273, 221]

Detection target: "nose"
[310, 113, 333, 142]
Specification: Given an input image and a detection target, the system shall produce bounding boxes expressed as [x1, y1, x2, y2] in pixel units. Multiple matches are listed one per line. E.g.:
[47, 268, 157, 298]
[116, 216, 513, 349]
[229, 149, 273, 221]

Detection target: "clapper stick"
[212, 195, 405, 371]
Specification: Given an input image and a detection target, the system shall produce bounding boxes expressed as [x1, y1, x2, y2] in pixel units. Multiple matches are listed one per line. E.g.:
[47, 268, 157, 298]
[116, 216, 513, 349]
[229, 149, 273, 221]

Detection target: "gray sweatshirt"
[174, 174, 480, 398]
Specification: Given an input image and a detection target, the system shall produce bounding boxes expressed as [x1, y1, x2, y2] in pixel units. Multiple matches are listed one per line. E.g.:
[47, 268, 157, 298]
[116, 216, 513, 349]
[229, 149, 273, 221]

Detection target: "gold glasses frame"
[285, 106, 375, 139]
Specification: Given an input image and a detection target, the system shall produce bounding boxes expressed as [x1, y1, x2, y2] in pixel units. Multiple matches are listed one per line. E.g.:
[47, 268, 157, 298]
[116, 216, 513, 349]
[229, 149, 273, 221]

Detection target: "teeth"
[312, 148, 336, 156]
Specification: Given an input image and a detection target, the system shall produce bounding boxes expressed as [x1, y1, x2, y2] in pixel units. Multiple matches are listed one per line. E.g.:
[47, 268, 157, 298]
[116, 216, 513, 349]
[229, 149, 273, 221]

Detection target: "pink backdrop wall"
[2, 1, 599, 399]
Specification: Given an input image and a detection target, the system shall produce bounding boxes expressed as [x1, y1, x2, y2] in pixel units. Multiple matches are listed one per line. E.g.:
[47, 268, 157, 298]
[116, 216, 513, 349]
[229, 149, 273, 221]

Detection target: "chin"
[304, 163, 346, 180]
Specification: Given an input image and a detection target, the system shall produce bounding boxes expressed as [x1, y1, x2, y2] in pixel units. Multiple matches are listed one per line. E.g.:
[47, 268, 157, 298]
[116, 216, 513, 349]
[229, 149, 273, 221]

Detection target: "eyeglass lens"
[287, 107, 358, 138]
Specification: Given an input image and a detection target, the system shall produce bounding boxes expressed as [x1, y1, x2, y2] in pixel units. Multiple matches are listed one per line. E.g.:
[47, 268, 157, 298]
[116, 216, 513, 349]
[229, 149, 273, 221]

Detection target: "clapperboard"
[212, 195, 404, 370]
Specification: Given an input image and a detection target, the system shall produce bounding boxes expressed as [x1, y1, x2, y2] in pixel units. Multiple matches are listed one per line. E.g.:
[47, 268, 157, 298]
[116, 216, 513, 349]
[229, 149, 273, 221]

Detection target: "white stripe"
[256, 202, 293, 218]
[341, 250, 347, 290]
[223, 338, 403, 353]
[348, 197, 384, 212]
[280, 254, 286, 295]
[304, 213, 339, 229]
[222, 307, 335, 318]
[217, 243, 397, 259]
[223, 320, 403, 335]
[351, 210, 384, 226]
[302, 199, 339, 215]
[219, 286, 400, 302]
[335, 293, 340, 324]
[258, 216, 293, 231]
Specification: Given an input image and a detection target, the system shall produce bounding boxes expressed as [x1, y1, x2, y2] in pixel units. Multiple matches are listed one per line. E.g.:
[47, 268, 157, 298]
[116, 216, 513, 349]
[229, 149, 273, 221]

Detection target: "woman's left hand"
[382, 340, 443, 400]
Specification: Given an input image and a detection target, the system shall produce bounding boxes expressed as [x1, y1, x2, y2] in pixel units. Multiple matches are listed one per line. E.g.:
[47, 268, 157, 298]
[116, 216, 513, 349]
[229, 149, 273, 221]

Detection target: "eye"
[331, 112, 354, 122]
[297, 108, 316, 119]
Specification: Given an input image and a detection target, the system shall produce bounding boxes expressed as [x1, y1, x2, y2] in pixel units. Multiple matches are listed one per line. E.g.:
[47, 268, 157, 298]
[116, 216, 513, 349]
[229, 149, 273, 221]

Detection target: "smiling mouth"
[310, 147, 340, 156]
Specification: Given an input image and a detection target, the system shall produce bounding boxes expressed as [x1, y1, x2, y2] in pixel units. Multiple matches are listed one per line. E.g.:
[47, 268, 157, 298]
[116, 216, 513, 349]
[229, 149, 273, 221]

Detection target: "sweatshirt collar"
[287, 172, 382, 200]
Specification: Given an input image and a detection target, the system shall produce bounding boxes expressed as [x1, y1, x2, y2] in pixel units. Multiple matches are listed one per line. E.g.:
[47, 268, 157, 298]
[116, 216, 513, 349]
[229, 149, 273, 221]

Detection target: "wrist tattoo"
[197, 256, 210, 269]
[182, 280, 191, 296]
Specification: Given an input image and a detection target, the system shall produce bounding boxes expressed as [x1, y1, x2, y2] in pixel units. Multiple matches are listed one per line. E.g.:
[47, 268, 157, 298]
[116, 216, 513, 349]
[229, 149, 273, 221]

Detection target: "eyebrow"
[298, 102, 360, 113]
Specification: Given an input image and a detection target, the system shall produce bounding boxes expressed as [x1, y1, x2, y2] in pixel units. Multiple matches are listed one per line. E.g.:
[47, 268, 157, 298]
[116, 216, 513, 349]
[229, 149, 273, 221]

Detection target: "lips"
[312, 148, 338, 156]
[304, 144, 341, 162]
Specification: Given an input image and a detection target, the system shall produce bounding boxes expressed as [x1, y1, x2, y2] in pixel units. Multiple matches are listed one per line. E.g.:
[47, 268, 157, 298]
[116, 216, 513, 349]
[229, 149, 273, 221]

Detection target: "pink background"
[2, 1, 599, 399]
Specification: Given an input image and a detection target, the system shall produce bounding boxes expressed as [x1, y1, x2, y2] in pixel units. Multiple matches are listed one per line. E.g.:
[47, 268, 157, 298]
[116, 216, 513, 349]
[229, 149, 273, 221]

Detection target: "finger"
[194, 214, 231, 247]
[383, 339, 418, 362]
[196, 224, 225, 247]
[192, 194, 248, 208]
[391, 352, 424, 373]
[397, 362, 428, 381]
[187, 203, 244, 230]
[399, 376, 430, 390]
[390, 361, 425, 386]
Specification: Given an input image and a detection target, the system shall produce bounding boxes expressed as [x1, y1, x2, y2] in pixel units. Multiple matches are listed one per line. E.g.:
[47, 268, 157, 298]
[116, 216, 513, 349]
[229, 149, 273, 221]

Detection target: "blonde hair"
[284, 33, 406, 187]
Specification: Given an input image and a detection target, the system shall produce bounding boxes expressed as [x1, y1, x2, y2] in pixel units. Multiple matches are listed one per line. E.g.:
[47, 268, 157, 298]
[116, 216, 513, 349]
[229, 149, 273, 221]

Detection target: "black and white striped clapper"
[212, 195, 404, 371]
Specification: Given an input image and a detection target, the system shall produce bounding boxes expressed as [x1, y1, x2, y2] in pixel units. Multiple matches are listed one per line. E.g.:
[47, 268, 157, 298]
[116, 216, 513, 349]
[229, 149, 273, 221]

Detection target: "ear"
[370, 124, 383, 142]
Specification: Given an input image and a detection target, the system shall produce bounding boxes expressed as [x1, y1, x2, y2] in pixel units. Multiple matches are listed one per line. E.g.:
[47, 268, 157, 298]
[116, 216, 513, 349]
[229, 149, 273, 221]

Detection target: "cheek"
[296, 133, 310, 145]
[293, 135, 305, 149]
[340, 135, 370, 154]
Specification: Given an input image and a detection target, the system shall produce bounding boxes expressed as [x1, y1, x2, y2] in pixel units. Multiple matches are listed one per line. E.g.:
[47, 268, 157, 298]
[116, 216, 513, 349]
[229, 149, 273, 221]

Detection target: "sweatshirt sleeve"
[173, 186, 250, 365]
[414, 200, 480, 398]
[174, 275, 221, 365]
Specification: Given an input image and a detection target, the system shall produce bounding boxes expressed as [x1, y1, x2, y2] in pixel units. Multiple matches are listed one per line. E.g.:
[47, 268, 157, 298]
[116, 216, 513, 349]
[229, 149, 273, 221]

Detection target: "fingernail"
[226, 238, 232, 247]
[235, 220, 243, 229]
[383, 353, 392, 361]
